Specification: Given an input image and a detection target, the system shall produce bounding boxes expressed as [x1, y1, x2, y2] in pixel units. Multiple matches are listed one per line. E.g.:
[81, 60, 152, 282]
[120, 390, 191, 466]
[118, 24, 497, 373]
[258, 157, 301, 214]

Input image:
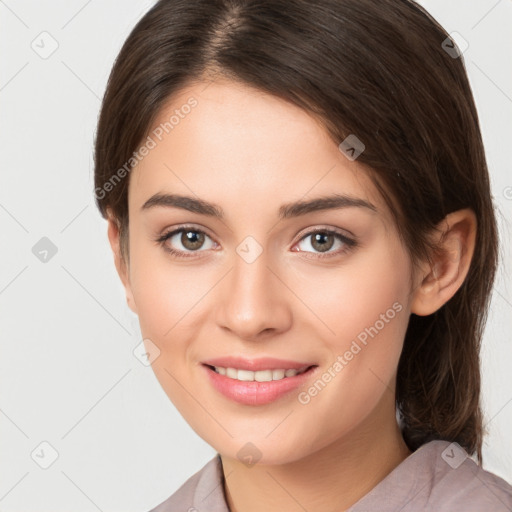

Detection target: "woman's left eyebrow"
[279, 194, 377, 218]
[140, 192, 377, 218]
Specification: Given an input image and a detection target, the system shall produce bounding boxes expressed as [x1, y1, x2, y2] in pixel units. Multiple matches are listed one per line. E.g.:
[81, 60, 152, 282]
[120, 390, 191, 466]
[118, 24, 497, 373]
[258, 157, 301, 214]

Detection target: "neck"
[220, 404, 411, 512]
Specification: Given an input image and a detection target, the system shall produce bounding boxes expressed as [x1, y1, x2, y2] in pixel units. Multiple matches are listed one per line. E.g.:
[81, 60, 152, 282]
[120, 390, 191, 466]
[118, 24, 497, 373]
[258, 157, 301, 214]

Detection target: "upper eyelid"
[160, 224, 216, 240]
[295, 224, 355, 241]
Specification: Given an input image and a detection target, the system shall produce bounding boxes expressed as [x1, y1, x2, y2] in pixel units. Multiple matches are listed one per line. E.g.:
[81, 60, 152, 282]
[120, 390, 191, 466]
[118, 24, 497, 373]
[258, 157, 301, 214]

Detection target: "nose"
[215, 248, 293, 341]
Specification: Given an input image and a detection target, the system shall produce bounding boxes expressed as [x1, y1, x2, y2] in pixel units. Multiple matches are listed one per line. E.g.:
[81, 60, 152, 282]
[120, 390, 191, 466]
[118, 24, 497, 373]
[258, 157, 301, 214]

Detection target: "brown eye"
[310, 232, 335, 253]
[157, 227, 216, 257]
[294, 229, 357, 257]
[180, 230, 206, 250]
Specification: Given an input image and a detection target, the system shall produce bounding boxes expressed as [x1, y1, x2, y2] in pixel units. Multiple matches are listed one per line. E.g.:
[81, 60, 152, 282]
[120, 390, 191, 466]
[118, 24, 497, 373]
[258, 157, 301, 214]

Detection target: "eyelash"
[155, 225, 358, 260]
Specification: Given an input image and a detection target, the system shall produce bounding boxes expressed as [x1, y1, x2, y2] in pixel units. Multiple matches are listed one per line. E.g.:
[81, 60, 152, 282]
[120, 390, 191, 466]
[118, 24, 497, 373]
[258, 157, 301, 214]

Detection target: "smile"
[209, 365, 311, 382]
[202, 362, 318, 406]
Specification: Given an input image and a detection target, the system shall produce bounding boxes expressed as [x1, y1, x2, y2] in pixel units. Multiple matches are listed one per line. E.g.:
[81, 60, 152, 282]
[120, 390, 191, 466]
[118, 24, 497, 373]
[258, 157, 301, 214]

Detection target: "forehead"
[129, 79, 389, 223]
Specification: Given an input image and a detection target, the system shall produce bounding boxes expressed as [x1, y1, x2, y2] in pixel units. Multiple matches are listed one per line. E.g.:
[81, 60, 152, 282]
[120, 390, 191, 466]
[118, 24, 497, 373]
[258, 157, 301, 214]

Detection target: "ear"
[411, 208, 477, 316]
[106, 210, 138, 315]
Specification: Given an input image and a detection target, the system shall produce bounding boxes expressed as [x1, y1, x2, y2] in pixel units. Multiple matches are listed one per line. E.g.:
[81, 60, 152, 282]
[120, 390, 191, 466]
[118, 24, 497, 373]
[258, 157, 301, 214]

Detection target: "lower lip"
[202, 364, 317, 406]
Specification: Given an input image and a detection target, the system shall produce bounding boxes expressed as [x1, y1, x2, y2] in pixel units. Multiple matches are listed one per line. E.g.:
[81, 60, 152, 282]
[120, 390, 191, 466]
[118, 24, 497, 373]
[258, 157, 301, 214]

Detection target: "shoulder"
[349, 440, 512, 511]
[426, 441, 512, 511]
[147, 453, 228, 512]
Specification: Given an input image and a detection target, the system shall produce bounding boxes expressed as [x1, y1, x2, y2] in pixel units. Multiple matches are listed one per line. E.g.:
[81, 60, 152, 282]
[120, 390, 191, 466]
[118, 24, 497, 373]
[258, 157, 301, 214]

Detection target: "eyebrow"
[140, 192, 377, 219]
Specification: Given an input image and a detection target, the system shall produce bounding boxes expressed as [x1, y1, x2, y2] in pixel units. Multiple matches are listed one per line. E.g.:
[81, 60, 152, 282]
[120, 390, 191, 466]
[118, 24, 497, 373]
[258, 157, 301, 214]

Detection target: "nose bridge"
[216, 242, 291, 339]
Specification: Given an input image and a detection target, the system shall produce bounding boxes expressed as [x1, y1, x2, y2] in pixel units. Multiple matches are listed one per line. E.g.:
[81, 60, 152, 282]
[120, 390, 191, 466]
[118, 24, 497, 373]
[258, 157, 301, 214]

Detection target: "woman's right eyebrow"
[140, 192, 377, 218]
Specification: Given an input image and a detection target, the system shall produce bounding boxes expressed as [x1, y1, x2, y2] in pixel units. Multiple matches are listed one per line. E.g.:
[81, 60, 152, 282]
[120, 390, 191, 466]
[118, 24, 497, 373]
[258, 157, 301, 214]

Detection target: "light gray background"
[1, 1, 511, 510]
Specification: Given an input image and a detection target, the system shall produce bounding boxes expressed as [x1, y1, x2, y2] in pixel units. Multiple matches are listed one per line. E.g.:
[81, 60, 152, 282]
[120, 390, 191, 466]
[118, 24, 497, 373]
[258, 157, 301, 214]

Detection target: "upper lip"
[202, 356, 316, 372]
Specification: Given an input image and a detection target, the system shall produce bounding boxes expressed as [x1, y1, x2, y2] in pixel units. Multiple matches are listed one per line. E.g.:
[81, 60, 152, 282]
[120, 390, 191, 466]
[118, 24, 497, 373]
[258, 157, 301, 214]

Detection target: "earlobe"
[411, 208, 476, 316]
[106, 211, 138, 315]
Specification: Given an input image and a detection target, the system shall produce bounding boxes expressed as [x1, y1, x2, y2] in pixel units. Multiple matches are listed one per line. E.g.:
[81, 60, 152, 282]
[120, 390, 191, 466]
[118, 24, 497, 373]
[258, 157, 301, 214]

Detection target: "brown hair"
[94, 0, 498, 462]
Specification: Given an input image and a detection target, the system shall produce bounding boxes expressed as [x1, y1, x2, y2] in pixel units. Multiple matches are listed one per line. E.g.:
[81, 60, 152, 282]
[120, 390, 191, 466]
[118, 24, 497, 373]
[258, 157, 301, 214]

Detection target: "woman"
[93, 0, 512, 510]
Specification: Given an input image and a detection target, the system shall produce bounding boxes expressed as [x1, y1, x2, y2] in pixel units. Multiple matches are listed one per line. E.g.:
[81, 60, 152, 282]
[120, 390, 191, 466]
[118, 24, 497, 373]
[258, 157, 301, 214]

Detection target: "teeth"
[272, 369, 285, 380]
[213, 366, 308, 382]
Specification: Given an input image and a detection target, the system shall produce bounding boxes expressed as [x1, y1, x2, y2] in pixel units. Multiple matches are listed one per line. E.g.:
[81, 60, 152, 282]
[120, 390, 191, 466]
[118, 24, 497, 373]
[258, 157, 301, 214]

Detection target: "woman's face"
[118, 78, 417, 464]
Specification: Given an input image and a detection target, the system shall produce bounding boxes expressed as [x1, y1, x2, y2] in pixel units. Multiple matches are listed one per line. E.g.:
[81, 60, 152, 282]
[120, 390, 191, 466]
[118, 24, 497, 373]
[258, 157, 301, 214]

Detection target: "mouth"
[203, 364, 315, 382]
[201, 362, 319, 406]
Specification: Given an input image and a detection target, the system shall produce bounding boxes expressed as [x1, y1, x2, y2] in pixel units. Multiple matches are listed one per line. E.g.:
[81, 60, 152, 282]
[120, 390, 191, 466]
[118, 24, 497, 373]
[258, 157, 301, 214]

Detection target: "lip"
[201, 356, 315, 372]
[201, 360, 318, 406]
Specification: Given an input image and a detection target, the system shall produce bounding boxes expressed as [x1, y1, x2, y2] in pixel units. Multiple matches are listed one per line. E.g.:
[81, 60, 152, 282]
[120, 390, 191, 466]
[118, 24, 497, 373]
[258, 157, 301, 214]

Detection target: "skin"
[107, 78, 476, 512]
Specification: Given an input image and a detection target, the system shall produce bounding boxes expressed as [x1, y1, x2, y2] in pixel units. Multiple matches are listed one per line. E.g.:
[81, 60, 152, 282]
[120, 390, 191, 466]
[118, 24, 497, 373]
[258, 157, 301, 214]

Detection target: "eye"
[156, 226, 217, 258]
[155, 225, 357, 260]
[292, 228, 357, 258]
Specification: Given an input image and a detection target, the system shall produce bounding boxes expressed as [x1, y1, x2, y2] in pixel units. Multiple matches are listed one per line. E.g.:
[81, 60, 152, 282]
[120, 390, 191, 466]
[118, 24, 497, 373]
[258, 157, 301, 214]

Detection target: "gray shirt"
[148, 440, 512, 511]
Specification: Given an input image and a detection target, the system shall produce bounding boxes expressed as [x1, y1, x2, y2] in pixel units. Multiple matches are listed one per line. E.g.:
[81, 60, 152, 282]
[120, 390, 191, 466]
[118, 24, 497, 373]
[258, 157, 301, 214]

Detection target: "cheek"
[128, 237, 216, 352]
[129, 244, 213, 408]
[291, 243, 411, 415]
[334, 262, 407, 347]
[291, 239, 411, 350]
